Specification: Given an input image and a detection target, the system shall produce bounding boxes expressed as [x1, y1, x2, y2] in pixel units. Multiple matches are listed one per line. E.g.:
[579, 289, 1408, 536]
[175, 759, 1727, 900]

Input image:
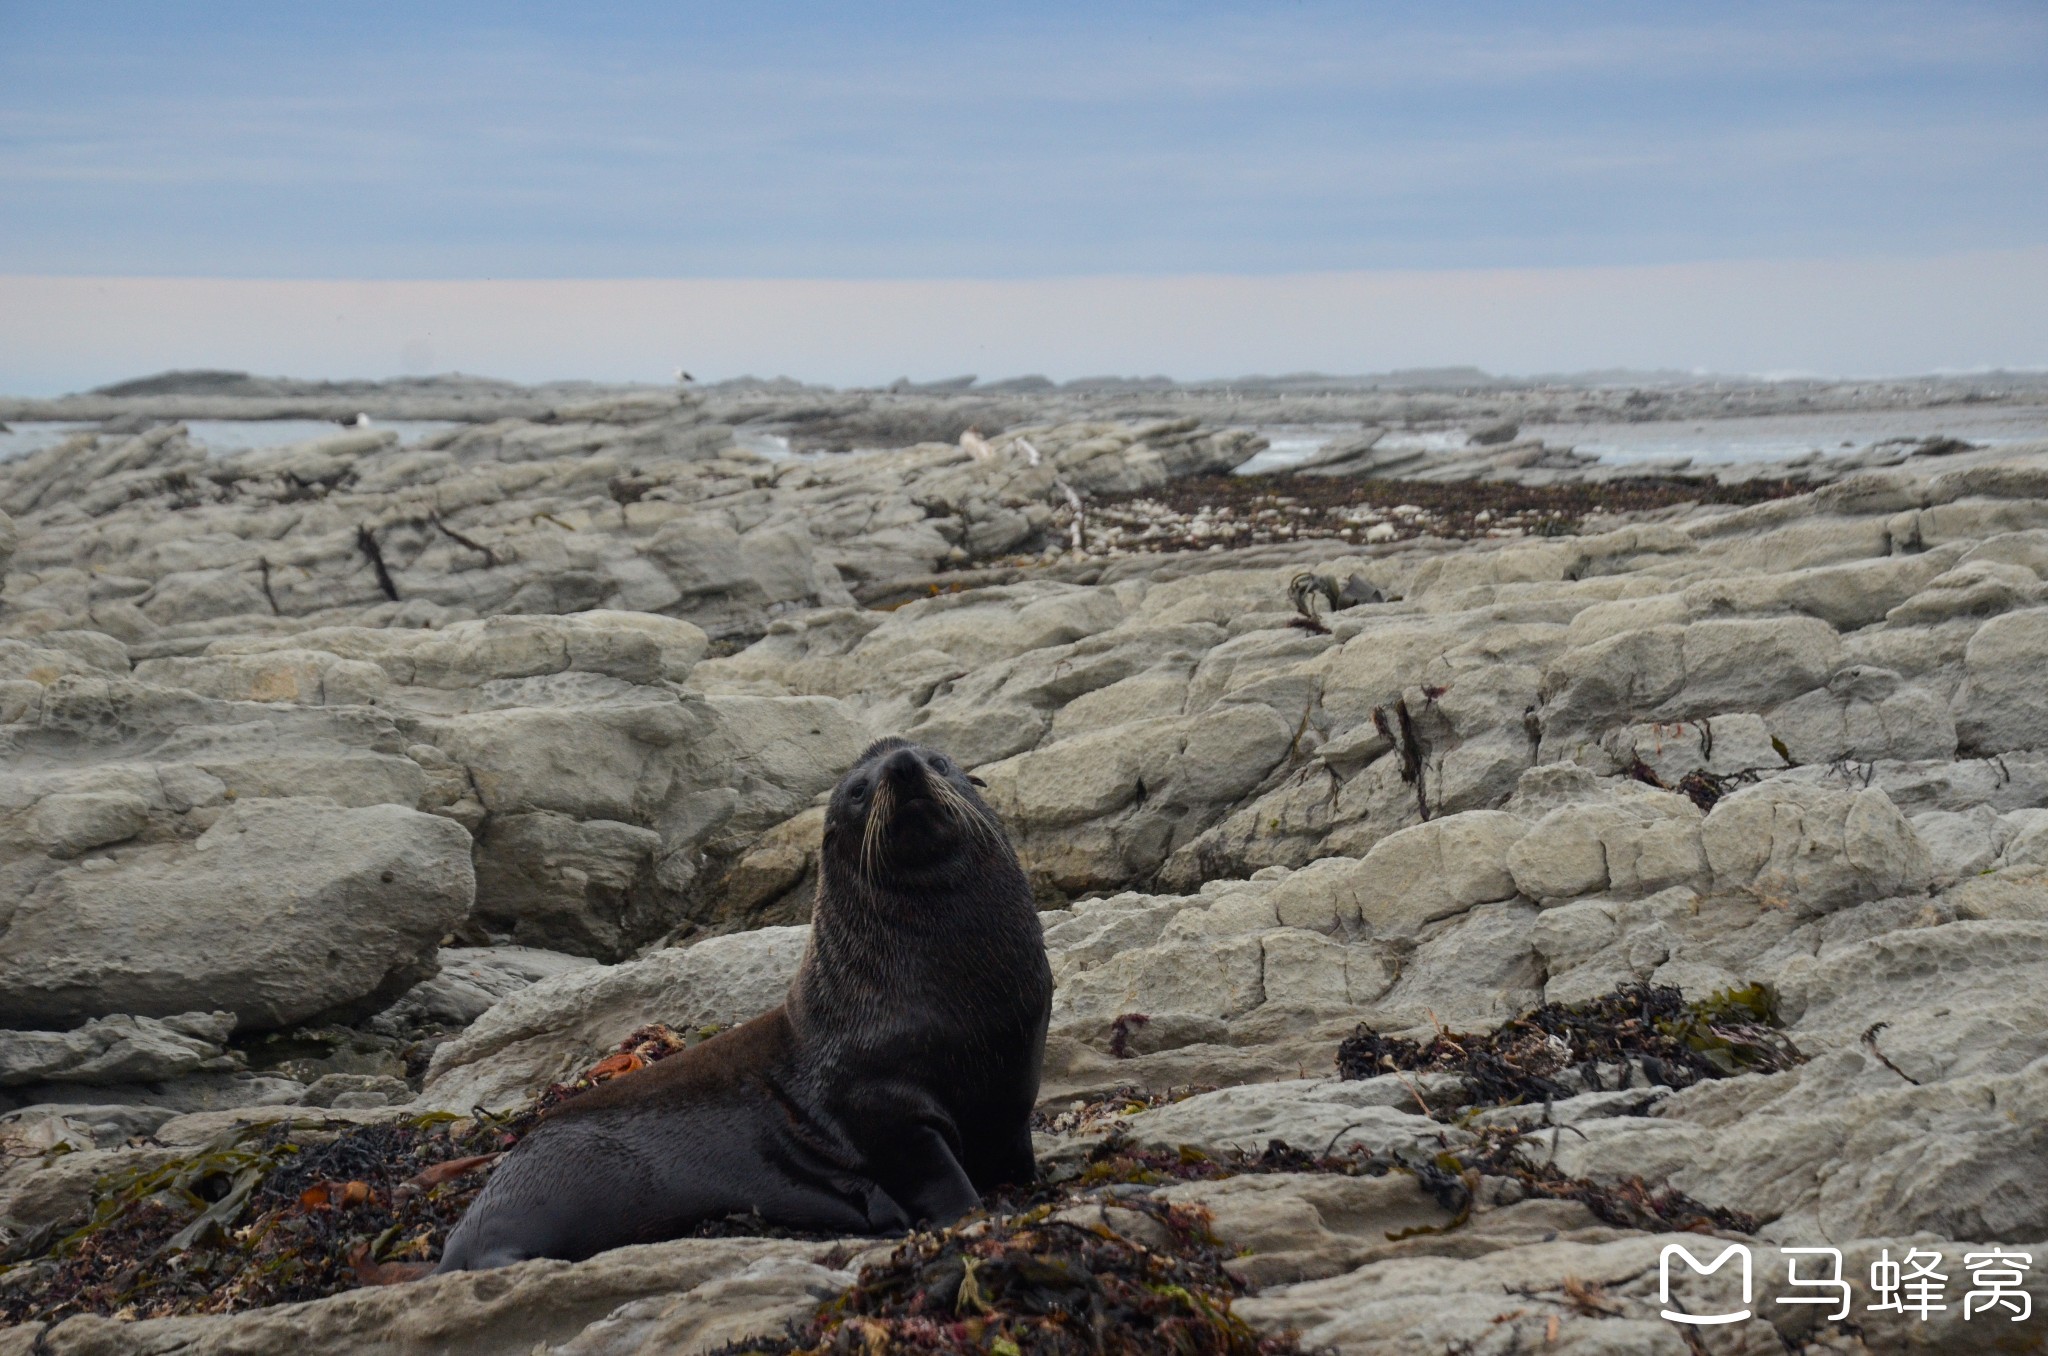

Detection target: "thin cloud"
[0, 2, 2042, 277]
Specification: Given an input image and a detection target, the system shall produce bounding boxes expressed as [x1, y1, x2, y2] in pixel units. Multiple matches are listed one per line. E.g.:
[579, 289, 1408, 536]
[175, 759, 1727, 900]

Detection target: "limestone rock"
[1767, 664, 1958, 764]
[373, 945, 600, 1031]
[1373, 900, 1545, 1031]
[1911, 805, 2007, 879]
[1701, 780, 1931, 910]
[0, 1011, 235, 1086]
[0, 799, 475, 1030]
[0, 1238, 849, 1356]
[1506, 791, 1706, 903]
[473, 811, 664, 958]
[133, 649, 390, 705]
[1955, 606, 2048, 753]
[26, 790, 151, 858]
[1320, 811, 1527, 940]
[1602, 711, 1786, 784]
[1105, 1078, 1466, 1160]
[420, 926, 809, 1111]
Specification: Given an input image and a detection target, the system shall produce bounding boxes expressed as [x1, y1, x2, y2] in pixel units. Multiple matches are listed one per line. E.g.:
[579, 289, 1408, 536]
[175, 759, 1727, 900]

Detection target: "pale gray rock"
[1911, 805, 2007, 879]
[1238, 1232, 2044, 1356]
[1766, 664, 1958, 764]
[1998, 807, 2048, 868]
[1149, 1171, 1460, 1286]
[1886, 558, 2044, 625]
[0, 1237, 849, 1356]
[138, 566, 272, 626]
[1104, 1078, 1467, 1159]
[1961, 525, 2048, 576]
[543, 1252, 857, 1355]
[25, 789, 150, 857]
[0, 1101, 177, 1154]
[133, 648, 391, 705]
[420, 926, 809, 1112]
[1777, 919, 2048, 1081]
[1507, 791, 1706, 903]
[1373, 899, 1545, 1031]
[473, 811, 664, 958]
[1954, 606, 2048, 753]
[1537, 615, 1843, 756]
[375, 944, 600, 1032]
[0, 1011, 234, 1086]
[1700, 780, 1931, 910]
[1051, 931, 1267, 1028]
[1603, 710, 1786, 783]
[1794, 751, 2048, 817]
[978, 701, 1294, 895]
[297, 1072, 414, 1109]
[29, 629, 129, 673]
[1680, 542, 1966, 628]
[1320, 810, 1527, 940]
[0, 799, 474, 1029]
[3, 412, 2048, 1352]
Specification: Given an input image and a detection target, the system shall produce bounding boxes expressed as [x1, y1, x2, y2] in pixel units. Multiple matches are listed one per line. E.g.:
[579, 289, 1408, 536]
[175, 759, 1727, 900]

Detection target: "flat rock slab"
[0, 799, 474, 1030]
[0, 1237, 853, 1356]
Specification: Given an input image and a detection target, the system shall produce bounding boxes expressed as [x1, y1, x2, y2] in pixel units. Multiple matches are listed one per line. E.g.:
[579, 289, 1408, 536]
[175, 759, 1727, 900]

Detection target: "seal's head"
[824, 737, 999, 884]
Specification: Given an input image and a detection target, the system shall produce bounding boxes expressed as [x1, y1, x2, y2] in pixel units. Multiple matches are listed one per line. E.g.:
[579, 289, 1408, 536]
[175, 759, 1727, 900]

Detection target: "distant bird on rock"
[959, 426, 995, 461]
[334, 412, 372, 428]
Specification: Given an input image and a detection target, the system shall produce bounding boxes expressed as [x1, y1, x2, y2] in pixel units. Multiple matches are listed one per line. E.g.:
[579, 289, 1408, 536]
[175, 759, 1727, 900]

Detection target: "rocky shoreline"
[3, 387, 2047, 1351]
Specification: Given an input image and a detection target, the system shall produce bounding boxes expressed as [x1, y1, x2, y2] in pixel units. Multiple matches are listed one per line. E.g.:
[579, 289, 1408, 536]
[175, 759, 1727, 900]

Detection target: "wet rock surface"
[3, 395, 2048, 1351]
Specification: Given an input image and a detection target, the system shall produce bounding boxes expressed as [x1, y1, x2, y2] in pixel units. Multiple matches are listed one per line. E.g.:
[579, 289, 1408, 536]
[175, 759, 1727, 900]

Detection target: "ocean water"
[0, 418, 461, 463]
[1236, 404, 2048, 474]
[1525, 404, 2048, 465]
[0, 421, 96, 462]
[1234, 430, 1343, 474]
[182, 419, 460, 453]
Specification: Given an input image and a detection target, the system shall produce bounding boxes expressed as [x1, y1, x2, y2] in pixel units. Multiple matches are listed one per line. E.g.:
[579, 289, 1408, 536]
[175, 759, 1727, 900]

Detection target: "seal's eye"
[850, 782, 868, 803]
[929, 755, 951, 774]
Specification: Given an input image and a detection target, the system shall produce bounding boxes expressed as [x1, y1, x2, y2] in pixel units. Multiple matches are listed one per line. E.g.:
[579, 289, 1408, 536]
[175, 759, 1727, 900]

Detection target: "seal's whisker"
[861, 779, 892, 882]
[933, 776, 999, 847]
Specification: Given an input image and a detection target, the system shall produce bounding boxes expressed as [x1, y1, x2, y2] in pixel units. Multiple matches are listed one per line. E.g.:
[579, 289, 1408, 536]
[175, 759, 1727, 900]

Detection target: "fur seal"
[437, 737, 1051, 1270]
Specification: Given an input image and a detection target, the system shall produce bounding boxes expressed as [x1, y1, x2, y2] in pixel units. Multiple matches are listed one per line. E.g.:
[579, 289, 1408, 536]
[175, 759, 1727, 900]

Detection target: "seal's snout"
[880, 746, 932, 801]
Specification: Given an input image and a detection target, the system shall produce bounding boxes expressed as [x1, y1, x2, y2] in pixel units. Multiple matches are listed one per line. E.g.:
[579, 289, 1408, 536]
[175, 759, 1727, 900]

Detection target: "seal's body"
[438, 738, 1051, 1271]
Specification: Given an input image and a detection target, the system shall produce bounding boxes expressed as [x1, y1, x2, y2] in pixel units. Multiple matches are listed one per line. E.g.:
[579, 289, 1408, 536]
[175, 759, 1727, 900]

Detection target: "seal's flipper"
[871, 1122, 982, 1227]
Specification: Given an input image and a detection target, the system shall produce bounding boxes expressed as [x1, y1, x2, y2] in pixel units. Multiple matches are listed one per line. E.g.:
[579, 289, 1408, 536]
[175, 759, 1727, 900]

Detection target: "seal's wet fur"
[437, 738, 1051, 1270]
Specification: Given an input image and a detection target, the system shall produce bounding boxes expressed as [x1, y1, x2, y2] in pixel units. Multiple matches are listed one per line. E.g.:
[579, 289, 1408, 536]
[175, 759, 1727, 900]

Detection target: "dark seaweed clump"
[3, 990, 1775, 1332]
[1026, 1131, 1755, 1243]
[1336, 982, 1802, 1107]
[1076, 472, 1809, 555]
[0, 1114, 507, 1322]
[711, 1118, 1755, 1356]
[0, 1024, 697, 1323]
[711, 1196, 1300, 1356]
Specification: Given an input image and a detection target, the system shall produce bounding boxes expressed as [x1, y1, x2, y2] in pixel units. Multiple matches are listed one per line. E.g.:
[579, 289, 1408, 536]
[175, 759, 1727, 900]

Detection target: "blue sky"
[1, 2, 2045, 388]
[3, 1, 2044, 279]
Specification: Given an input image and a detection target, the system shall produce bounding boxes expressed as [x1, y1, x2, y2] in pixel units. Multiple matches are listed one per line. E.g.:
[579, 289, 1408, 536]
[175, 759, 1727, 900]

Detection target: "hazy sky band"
[3, 1, 2045, 279]
[6, 250, 2044, 395]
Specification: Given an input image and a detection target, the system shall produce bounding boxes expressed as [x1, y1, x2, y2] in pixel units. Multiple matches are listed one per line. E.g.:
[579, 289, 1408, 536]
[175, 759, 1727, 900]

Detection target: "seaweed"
[709, 1119, 1754, 1356]
[0, 1023, 695, 1323]
[707, 1197, 1300, 1356]
[1063, 473, 1810, 559]
[1335, 983, 1802, 1107]
[354, 524, 400, 601]
[4, 993, 1778, 1330]
[0, 1114, 501, 1322]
